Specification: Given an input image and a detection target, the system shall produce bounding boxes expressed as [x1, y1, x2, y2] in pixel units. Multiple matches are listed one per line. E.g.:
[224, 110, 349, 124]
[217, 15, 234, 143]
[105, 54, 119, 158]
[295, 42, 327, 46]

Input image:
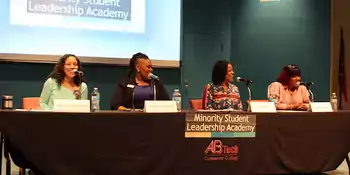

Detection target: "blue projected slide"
[0, 0, 181, 63]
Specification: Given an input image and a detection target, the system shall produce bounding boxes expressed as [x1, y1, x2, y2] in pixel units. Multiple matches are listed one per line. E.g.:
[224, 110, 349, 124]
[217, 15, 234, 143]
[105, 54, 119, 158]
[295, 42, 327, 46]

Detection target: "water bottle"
[268, 94, 277, 104]
[91, 88, 100, 112]
[172, 89, 181, 111]
[330, 92, 338, 111]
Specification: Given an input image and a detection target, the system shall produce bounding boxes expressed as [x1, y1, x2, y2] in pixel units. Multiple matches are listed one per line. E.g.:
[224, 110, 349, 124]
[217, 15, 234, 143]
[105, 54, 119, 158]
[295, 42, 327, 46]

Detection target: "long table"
[0, 110, 350, 175]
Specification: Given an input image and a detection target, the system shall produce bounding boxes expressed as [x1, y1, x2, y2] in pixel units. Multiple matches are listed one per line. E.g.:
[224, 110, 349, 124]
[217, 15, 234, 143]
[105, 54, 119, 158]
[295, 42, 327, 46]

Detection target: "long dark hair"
[47, 54, 84, 86]
[128, 52, 149, 78]
[277, 64, 301, 86]
[212, 60, 230, 85]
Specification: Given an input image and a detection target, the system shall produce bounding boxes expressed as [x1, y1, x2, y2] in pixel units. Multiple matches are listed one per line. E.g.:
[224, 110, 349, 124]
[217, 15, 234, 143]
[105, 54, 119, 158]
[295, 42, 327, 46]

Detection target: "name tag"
[53, 99, 90, 112]
[249, 102, 276, 112]
[309, 102, 333, 112]
[127, 84, 135, 88]
[144, 100, 177, 113]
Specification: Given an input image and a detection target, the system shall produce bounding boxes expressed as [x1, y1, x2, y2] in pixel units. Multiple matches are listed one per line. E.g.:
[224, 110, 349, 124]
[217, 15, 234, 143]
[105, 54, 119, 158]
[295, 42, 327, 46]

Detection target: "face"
[136, 58, 153, 80]
[63, 56, 79, 79]
[225, 64, 234, 83]
[289, 76, 301, 87]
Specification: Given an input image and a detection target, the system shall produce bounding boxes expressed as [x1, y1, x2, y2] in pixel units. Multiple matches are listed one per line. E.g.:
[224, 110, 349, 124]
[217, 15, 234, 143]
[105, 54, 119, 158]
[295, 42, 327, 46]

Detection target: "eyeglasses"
[291, 76, 301, 81]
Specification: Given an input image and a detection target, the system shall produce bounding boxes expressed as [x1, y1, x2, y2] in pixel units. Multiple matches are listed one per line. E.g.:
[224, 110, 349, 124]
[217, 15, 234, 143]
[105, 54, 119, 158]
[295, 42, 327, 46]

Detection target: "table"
[0, 110, 350, 175]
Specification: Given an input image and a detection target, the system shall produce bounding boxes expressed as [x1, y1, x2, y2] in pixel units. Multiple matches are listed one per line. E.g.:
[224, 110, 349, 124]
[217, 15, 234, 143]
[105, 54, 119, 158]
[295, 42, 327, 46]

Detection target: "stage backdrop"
[0, 0, 331, 110]
[331, 0, 350, 110]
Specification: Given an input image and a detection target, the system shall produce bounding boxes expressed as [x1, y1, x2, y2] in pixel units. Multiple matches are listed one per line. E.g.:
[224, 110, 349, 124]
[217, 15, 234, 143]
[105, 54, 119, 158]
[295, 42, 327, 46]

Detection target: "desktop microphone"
[149, 73, 159, 80]
[300, 81, 314, 86]
[236, 77, 253, 84]
[148, 73, 158, 100]
[73, 69, 84, 76]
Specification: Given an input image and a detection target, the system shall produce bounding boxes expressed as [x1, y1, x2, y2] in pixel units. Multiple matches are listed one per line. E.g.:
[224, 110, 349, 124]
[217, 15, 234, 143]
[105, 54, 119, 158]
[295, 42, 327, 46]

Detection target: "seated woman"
[110, 52, 170, 110]
[267, 64, 310, 110]
[202, 60, 243, 110]
[39, 54, 88, 110]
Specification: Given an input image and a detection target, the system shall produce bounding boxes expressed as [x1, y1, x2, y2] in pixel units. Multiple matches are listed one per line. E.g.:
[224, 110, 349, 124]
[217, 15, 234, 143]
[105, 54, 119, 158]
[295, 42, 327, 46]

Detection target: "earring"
[137, 69, 140, 73]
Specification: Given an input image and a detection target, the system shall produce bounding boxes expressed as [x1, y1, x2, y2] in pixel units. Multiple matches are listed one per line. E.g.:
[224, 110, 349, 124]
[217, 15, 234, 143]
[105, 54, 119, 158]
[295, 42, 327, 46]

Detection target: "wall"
[0, 0, 331, 109]
[331, 0, 350, 109]
[231, 0, 331, 103]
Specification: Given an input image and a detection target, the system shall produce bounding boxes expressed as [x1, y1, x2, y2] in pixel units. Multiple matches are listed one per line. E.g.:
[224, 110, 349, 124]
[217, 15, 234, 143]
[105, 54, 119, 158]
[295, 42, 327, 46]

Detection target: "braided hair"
[128, 52, 149, 78]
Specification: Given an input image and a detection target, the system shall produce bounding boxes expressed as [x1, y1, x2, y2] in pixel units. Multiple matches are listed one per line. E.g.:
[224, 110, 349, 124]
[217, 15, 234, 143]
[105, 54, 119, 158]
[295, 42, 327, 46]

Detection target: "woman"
[202, 60, 243, 110]
[110, 52, 170, 110]
[267, 64, 310, 110]
[39, 54, 88, 110]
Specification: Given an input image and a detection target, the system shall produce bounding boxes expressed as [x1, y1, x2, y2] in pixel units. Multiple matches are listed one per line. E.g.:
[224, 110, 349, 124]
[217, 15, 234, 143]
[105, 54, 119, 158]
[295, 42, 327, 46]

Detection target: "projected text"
[26, 0, 131, 20]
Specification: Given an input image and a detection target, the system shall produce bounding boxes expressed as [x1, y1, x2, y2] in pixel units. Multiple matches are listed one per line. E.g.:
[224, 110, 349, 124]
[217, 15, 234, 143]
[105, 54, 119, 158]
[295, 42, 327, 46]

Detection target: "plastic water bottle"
[91, 88, 100, 112]
[269, 94, 277, 103]
[330, 92, 338, 111]
[172, 89, 181, 111]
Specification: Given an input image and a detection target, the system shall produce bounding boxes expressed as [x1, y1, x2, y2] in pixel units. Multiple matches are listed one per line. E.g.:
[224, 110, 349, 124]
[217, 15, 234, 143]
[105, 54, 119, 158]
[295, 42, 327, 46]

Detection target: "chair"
[22, 97, 40, 110]
[189, 99, 203, 110]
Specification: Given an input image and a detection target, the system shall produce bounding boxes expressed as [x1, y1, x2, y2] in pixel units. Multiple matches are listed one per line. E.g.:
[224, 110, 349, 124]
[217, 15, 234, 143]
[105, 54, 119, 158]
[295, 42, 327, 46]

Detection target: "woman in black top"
[110, 52, 170, 110]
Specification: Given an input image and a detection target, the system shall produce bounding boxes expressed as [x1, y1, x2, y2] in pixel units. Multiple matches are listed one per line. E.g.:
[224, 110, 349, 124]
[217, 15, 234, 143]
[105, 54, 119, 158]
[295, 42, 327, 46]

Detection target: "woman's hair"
[47, 54, 84, 85]
[212, 60, 230, 85]
[128, 52, 149, 77]
[276, 64, 301, 86]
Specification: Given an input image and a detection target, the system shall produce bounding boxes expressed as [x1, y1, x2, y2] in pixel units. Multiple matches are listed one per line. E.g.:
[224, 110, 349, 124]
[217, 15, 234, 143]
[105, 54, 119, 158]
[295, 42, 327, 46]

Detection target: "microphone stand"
[305, 85, 315, 102]
[246, 82, 252, 101]
[132, 90, 135, 111]
[153, 80, 157, 101]
[78, 73, 83, 100]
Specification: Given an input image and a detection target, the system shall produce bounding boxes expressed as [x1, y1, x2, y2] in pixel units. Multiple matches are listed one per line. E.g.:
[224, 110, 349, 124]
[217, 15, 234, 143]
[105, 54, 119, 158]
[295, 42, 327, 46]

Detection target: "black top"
[110, 77, 170, 110]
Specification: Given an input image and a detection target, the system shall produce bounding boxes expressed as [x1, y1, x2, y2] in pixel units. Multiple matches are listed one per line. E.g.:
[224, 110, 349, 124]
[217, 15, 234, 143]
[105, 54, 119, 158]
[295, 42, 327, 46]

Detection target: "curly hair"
[128, 52, 149, 78]
[212, 60, 230, 85]
[47, 54, 84, 86]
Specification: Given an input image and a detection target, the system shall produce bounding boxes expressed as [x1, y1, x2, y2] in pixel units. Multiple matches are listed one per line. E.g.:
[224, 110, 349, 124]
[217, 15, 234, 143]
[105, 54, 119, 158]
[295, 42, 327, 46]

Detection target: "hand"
[117, 106, 131, 111]
[297, 103, 309, 110]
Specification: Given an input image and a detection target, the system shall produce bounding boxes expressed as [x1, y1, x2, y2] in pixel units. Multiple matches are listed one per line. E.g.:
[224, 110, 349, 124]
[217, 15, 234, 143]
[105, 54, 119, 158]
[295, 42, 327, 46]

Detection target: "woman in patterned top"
[202, 60, 243, 110]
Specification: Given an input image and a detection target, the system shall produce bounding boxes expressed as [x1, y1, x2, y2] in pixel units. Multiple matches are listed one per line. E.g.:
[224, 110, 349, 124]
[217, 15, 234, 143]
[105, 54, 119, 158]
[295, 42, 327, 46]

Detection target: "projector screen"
[0, 0, 181, 67]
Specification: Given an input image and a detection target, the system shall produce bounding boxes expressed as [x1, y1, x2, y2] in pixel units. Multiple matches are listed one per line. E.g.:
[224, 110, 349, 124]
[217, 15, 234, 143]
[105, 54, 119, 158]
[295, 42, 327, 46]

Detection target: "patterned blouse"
[202, 83, 243, 110]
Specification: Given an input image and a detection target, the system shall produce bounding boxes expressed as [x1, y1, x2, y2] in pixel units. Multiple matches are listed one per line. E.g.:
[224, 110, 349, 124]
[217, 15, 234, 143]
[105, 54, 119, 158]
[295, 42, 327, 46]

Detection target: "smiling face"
[289, 76, 301, 88]
[63, 56, 79, 79]
[135, 58, 153, 81]
[225, 63, 234, 83]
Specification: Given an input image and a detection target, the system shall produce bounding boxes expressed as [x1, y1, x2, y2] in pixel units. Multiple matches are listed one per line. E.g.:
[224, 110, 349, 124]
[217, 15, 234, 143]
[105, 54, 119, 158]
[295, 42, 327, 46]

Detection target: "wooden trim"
[0, 53, 180, 68]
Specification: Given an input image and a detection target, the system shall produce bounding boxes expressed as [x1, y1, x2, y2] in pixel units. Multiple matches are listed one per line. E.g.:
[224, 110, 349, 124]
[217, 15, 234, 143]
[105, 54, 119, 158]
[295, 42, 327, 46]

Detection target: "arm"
[81, 83, 88, 100]
[267, 82, 292, 110]
[235, 89, 243, 111]
[202, 84, 214, 110]
[110, 83, 127, 110]
[156, 80, 170, 100]
[301, 85, 311, 103]
[39, 79, 52, 110]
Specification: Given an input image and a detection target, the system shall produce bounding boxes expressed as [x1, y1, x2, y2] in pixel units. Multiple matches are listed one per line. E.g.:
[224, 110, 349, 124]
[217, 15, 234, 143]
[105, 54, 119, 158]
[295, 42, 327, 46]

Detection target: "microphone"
[299, 81, 314, 86]
[149, 73, 159, 80]
[73, 69, 84, 76]
[236, 77, 253, 84]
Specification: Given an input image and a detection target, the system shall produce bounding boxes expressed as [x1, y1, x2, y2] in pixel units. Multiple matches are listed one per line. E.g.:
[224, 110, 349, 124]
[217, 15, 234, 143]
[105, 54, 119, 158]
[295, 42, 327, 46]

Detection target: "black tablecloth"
[0, 110, 350, 175]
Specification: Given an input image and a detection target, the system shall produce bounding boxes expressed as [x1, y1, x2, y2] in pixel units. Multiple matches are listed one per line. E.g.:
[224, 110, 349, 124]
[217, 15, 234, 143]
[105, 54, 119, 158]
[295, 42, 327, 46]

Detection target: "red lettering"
[205, 140, 215, 154]
[232, 145, 239, 154]
[205, 140, 223, 154]
[214, 140, 223, 154]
